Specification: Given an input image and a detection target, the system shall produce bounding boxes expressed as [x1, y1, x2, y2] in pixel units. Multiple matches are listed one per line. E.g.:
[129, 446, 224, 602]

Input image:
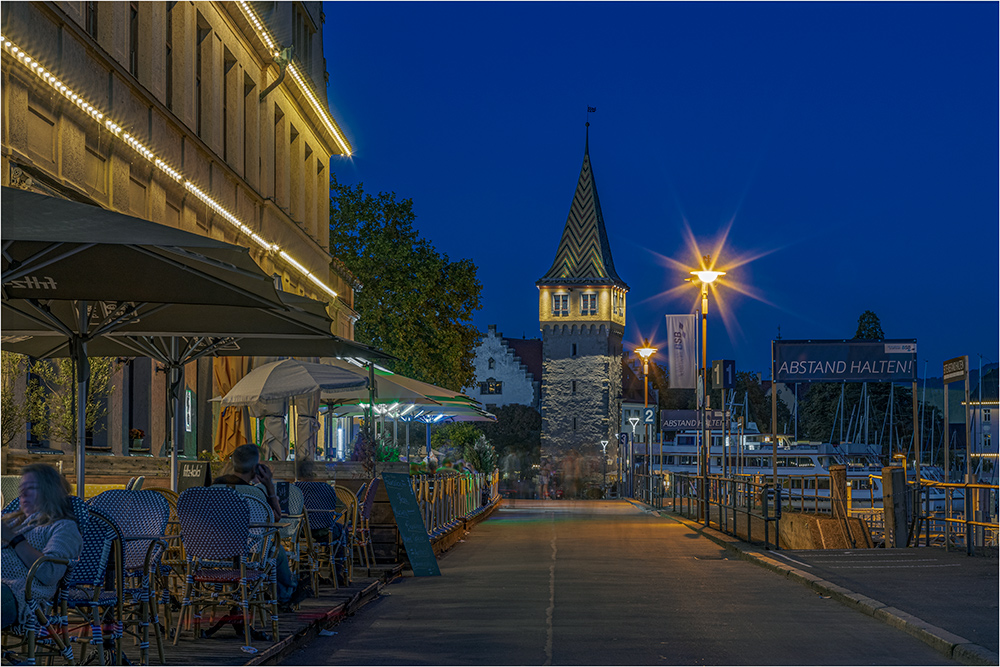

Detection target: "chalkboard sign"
[177, 461, 211, 493]
[381, 473, 440, 577]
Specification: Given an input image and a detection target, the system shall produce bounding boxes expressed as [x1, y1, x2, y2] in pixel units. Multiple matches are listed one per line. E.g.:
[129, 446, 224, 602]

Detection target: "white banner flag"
[665, 314, 698, 389]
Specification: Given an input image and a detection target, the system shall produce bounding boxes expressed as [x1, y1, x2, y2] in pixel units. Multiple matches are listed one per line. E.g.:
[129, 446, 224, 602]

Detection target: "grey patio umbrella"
[220, 359, 370, 478]
[2, 187, 293, 494]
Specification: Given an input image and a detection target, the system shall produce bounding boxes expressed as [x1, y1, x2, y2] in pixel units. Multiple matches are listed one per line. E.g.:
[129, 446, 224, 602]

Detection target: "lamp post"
[600, 439, 609, 498]
[635, 339, 658, 504]
[689, 257, 725, 525]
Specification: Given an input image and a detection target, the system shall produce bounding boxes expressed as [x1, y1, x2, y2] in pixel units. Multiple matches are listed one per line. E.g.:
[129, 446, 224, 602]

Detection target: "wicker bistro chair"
[59, 507, 124, 667]
[173, 487, 280, 655]
[88, 490, 172, 666]
[271, 482, 317, 592]
[294, 482, 346, 589]
[145, 487, 181, 640]
[355, 478, 381, 569]
[332, 485, 359, 584]
[0, 495, 88, 666]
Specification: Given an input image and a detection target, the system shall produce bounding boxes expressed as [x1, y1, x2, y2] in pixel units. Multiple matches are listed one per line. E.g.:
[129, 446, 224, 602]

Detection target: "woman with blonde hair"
[2, 463, 83, 629]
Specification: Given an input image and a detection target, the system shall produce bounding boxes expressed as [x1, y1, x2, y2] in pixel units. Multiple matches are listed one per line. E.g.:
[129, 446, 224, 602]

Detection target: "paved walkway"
[283, 500, 965, 666]
[661, 508, 999, 666]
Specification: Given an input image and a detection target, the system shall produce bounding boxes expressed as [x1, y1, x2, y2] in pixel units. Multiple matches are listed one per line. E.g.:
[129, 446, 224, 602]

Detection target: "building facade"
[1, 1, 357, 457]
[536, 126, 629, 495]
[463, 325, 541, 411]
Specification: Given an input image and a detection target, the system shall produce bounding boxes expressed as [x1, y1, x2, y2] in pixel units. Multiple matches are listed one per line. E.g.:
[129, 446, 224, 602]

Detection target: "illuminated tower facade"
[536, 126, 628, 495]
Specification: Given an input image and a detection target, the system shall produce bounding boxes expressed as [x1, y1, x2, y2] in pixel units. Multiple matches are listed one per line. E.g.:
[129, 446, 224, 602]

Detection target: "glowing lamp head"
[635, 339, 658, 362]
[690, 269, 726, 284]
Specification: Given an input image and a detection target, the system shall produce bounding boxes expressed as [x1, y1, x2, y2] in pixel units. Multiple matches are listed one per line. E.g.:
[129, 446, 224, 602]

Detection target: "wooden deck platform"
[145, 564, 402, 667]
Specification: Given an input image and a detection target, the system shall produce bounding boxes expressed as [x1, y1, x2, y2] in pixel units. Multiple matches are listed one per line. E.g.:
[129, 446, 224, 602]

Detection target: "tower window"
[552, 293, 569, 317]
[571, 380, 577, 395]
[581, 292, 597, 316]
[573, 417, 577, 431]
[488, 357, 495, 370]
[571, 343, 577, 357]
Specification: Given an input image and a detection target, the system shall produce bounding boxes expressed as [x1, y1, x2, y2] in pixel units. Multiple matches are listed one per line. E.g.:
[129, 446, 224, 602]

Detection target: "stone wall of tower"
[540, 322, 623, 497]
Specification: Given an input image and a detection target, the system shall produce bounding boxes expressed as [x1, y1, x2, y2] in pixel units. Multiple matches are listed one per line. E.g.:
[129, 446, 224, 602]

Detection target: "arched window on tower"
[488, 357, 495, 370]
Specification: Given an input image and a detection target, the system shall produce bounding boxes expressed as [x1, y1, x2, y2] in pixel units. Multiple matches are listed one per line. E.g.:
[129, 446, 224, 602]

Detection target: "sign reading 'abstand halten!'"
[774, 339, 917, 382]
[381, 473, 440, 577]
[662, 410, 727, 430]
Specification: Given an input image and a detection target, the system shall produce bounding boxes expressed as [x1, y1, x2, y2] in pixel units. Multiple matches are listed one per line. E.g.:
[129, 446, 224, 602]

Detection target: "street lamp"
[688, 255, 725, 525]
[635, 339, 658, 503]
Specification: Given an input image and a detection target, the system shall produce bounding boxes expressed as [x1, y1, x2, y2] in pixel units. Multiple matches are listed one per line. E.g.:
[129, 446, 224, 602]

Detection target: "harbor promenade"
[94, 499, 996, 666]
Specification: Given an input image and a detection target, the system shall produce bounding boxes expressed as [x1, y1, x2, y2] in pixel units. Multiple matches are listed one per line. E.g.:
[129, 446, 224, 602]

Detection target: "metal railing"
[887, 476, 998, 554]
[654, 471, 782, 550]
[409, 470, 500, 538]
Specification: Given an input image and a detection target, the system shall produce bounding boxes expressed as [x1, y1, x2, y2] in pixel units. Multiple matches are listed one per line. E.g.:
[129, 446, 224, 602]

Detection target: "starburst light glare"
[1, 33, 340, 301]
[691, 269, 726, 284]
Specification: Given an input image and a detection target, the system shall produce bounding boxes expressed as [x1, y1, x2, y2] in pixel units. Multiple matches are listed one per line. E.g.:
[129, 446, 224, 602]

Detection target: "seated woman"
[2, 464, 83, 629]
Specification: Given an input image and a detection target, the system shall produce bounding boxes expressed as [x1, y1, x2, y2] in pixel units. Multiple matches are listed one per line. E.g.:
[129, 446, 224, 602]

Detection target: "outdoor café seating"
[87, 490, 171, 665]
[172, 486, 279, 655]
[356, 478, 381, 569]
[295, 482, 347, 588]
[0, 495, 90, 665]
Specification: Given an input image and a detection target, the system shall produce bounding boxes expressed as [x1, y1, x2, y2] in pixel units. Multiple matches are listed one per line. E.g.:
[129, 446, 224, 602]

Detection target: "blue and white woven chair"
[173, 487, 279, 654]
[0, 495, 86, 666]
[295, 482, 345, 589]
[58, 506, 122, 666]
[88, 489, 171, 665]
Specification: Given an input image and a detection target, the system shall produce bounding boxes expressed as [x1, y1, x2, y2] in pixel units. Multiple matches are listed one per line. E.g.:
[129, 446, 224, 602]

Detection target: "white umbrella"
[221, 359, 368, 413]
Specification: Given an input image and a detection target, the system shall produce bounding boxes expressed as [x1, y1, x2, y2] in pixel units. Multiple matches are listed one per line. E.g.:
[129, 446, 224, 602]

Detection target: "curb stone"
[658, 509, 998, 666]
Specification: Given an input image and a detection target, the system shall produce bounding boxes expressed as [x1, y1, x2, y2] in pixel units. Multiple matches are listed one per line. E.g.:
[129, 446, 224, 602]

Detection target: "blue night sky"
[322, 2, 998, 376]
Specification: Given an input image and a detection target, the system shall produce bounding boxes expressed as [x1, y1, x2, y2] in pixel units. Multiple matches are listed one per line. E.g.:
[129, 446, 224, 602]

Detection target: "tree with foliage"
[2, 356, 115, 448]
[430, 422, 482, 455]
[734, 370, 790, 434]
[647, 359, 697, 410]
[329, 175, 483, 391]
[1, 352, 44, 447]
[474, 404, 540, 458]
[854, 310, 885, 340]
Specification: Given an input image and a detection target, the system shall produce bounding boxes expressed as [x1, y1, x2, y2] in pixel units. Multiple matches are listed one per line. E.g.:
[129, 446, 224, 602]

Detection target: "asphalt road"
[284, 500, 956, 666]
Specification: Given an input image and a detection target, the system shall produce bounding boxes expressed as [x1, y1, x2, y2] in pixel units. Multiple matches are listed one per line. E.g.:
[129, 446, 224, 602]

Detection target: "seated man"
[214, 444, 311, 609]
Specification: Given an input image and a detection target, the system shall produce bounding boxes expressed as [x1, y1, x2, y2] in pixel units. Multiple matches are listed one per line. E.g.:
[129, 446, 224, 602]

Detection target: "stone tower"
[536, 126, 628, 495]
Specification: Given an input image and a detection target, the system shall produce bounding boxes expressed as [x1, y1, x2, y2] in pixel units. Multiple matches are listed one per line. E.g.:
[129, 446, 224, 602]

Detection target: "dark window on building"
[196, 16, 210, 137]
[293, 6, 315, 73]
[86, 1, 98, 38]
[571, 343, 577, 357]
[165, 3, 174, 110]
[223, 50, 236, 163]
[488, 357, 495, 370]
[573, 417, 577, 431]
[571, 380, 577, 395]
[129, 2, 139, 76]
[480, 378, 502, 395]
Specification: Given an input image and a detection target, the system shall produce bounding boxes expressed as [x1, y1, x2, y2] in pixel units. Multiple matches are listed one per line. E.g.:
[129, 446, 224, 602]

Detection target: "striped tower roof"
[537, 126, 628, 289]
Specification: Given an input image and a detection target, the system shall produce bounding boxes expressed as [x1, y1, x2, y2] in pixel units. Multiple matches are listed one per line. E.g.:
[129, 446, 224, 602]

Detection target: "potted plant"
[129, 428, 146, 450]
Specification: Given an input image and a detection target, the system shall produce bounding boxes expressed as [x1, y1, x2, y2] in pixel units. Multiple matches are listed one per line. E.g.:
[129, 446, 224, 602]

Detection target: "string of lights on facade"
[0, 27, 343, 301]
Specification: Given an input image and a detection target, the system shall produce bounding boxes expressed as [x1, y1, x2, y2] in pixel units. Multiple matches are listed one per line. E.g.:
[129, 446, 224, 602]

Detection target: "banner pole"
[772, 340, 778, 488]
